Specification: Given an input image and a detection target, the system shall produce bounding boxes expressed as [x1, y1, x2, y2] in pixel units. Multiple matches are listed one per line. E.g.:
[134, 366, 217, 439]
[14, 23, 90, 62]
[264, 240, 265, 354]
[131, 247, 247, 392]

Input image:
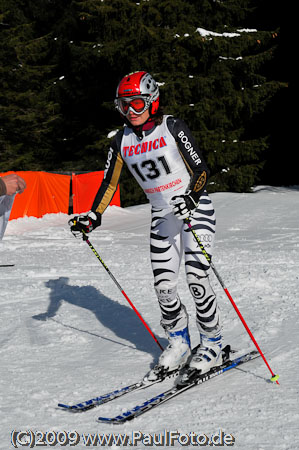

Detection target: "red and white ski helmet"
[115, 71, 160, 116]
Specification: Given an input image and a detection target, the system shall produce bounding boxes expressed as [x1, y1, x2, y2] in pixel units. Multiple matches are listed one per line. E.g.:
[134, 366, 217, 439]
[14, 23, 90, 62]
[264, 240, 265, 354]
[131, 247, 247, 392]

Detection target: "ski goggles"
[115, 96, 150, 116]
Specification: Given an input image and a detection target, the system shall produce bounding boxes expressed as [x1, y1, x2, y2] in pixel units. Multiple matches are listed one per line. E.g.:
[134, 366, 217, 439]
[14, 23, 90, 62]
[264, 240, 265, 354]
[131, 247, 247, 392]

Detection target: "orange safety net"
[72, 172, 120, 214]
[0, 171, 71, 219]
[0, 171, 121, 219]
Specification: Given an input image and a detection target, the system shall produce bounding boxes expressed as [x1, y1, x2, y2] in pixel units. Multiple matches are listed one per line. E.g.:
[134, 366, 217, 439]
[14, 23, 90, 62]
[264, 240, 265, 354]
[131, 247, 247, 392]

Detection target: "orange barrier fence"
[72, 172, 120, 214]
[0, 171, 120, 220]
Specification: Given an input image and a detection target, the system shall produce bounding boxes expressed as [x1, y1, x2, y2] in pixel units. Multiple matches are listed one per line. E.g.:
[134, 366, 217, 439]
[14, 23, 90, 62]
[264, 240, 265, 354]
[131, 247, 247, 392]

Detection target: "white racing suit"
[92, 115, 221, 341]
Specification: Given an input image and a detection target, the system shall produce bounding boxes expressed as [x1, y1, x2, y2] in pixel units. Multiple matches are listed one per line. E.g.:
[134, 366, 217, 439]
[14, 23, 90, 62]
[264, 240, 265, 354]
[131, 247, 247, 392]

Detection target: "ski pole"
[184, 218, 279, 384]
[80, 230, 164, 352]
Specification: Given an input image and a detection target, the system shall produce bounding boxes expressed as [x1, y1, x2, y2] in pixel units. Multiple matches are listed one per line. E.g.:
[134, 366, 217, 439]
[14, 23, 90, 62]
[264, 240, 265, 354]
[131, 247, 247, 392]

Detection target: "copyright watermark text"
[11, 429, 235, 447]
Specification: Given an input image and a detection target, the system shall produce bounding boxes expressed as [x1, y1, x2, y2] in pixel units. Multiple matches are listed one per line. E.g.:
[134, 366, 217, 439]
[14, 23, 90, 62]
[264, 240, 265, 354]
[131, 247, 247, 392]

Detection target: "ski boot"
[144, 327, 191, 382]
[177, 334, 223, 385]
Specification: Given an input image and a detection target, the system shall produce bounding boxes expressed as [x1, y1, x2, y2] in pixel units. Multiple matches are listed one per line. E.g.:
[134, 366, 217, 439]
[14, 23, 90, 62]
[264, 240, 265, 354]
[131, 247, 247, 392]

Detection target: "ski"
[0, 264, 15, 267]
[58, 344, 205, 412]
[97, 348, 260, 423]
[58, 368, 180, 412]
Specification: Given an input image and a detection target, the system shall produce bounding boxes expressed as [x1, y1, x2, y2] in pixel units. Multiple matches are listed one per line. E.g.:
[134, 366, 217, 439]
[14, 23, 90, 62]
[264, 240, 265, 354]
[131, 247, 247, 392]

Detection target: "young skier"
[69, 71, 223, 379]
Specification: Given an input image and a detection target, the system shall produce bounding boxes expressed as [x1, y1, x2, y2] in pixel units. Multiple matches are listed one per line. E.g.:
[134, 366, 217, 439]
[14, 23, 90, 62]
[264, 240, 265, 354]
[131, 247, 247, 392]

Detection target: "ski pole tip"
[270, 374, 280, 383]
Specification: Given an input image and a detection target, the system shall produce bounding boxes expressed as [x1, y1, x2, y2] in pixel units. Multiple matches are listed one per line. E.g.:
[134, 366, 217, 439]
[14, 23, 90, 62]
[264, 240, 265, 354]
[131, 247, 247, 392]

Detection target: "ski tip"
[58, 403, 71, 409]
[97, 417, 123, 424]
[270, 374, 280, 383]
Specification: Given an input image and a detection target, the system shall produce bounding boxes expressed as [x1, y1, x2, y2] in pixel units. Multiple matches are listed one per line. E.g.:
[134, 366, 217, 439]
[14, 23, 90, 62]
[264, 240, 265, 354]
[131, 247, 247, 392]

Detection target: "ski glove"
[170, 192, 198, 220]
[68, 211, 102, 237]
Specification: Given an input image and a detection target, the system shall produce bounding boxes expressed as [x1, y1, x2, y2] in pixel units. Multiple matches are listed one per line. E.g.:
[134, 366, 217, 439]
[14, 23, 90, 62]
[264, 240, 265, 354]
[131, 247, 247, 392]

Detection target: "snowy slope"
[1, 186, 299, 450]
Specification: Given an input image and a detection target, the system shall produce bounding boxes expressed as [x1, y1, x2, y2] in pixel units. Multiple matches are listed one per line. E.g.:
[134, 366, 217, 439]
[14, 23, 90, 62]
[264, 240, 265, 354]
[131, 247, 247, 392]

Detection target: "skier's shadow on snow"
[32, 277, 166, 360]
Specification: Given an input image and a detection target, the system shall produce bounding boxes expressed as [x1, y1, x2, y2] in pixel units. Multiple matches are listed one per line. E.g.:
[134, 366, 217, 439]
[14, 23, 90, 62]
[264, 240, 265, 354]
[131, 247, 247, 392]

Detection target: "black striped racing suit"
[92, 115, 221, 340]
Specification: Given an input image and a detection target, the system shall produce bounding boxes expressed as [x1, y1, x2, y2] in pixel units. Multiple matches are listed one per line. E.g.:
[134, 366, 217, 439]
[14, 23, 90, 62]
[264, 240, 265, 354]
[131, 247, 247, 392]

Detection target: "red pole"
[121, 290, 164, 351]
[223, 287, 278, 382]
[184, 219, 279, 384]
[82, 232, 164, 352]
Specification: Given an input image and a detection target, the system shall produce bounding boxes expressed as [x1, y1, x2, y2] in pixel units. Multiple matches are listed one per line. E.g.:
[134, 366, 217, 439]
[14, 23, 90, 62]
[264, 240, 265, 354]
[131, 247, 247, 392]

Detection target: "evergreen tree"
[0, 0, 289, 206]
[0, 0, 61, 170]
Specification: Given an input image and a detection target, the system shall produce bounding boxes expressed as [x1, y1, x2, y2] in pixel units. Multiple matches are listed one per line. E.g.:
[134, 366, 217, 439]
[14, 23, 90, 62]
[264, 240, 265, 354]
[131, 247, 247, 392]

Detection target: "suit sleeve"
[167, 116, 210, 202]
[91, 131, 124, 215]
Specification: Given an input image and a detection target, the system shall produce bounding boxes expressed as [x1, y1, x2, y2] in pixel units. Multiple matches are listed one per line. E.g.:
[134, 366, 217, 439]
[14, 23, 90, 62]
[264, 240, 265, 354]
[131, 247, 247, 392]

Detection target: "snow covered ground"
[1, 186, 299, 449]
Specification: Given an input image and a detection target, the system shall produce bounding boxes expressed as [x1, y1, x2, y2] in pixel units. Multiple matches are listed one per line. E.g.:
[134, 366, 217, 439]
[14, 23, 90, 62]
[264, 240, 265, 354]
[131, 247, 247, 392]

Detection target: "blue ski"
[97, 348, 260, 423]
[57, 345, 206, 412]
[58, 368, 179, 412]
